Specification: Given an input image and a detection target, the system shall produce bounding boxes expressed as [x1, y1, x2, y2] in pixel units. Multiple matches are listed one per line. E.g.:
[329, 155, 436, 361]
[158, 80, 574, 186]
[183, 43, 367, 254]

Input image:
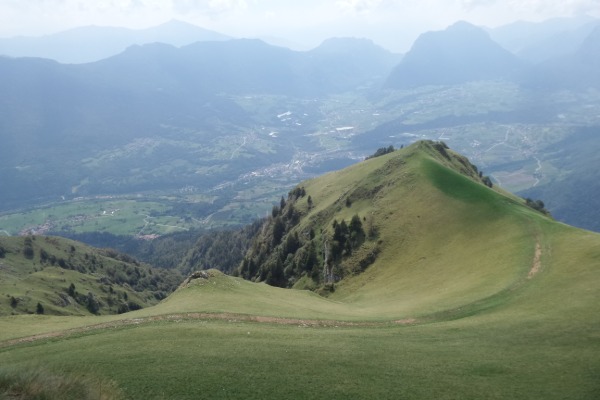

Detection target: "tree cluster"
[64, 282, 141, 315]
[22, 236, 34, 260]
[482, 175, 493, 188]
[366, 145, 395, 160]
[237, 186, 311, 287]
[236, 182, 377, 291]
[525, 198, 550, 215]
[330, 215, 365, 262]
[179, 220, 262, 276]
[54, 229, 202, 270]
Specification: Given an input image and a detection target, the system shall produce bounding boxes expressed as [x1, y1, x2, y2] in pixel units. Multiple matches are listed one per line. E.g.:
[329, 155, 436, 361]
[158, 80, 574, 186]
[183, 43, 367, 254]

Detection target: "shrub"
[525, 198, 549, 214]
[22, 246, 34, 260]
[39, 248, 49, 263]
[86, 292, 100, 315]
[482, 176, 493, 188]
[67, 283, 76, 297]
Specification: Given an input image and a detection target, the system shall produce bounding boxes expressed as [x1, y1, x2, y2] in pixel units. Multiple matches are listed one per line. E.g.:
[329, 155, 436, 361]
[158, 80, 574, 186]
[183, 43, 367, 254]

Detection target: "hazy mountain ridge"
[0, 20, 232, 64]
[522, 25, 600, 89]
[385, 21, 524, 88]
[514, 20, 600, 63]
[489, 15, 598, 56]
[0, 37, 398, 209]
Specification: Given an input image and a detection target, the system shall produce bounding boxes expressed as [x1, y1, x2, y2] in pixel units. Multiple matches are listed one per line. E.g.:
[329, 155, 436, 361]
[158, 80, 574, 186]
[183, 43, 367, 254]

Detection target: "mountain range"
[0, 36, 398, 209]
[0, 20, 231, 64]
[488, 15, 599, 61]
[0, 17, 599, 233]
[524, 24, 600, 89]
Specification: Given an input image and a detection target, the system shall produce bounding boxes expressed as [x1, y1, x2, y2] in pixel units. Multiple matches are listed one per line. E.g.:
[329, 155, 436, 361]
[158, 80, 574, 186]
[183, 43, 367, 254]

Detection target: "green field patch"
[0, 198, 210, 237]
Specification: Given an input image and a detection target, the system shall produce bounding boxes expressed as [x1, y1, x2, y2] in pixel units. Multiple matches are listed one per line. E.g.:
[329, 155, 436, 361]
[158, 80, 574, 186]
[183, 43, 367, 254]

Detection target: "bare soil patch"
[528, 242, 542, 279]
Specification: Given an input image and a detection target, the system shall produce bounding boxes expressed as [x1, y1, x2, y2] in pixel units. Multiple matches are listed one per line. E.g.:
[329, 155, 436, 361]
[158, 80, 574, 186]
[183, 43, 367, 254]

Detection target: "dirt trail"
[0, 313, 417, 349]
[528, 241, 542, 278]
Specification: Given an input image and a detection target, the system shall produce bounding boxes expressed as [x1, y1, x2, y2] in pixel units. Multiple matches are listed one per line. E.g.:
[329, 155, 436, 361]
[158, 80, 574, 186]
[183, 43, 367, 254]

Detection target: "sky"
[0, 0, 599, 52]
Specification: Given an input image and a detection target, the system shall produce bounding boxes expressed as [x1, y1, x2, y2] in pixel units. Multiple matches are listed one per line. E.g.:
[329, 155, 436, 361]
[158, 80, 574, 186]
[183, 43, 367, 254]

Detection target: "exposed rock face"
[179, 270, 216, 288]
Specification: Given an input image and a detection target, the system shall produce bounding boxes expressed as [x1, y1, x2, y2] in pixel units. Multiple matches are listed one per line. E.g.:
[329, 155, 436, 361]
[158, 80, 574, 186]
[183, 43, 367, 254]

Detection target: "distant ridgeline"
[0, 235, 181, 316]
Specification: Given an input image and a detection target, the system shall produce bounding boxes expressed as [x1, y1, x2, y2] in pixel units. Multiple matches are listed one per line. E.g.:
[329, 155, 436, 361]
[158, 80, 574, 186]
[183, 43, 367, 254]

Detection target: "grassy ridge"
[299, 142, 541, 318]
[1, 141, 598, 399]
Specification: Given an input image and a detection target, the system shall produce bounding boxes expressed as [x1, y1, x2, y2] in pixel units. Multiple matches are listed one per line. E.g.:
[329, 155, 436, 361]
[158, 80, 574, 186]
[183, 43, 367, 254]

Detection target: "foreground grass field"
[1, 143, 598, 399]
[1, 300, 598, 399]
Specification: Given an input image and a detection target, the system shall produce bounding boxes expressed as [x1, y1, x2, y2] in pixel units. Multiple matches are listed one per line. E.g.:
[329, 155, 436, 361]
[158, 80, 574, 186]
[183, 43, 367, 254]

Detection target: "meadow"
[2, 229, 598, 400]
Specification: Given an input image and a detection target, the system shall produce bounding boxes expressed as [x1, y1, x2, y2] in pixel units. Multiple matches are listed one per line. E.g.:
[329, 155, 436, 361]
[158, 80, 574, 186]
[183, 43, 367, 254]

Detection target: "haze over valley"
[1, 16, 600, 235]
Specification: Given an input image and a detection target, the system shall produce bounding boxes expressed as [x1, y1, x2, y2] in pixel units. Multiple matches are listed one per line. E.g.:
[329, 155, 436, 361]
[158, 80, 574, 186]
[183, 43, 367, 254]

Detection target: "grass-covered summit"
[235, 140, 547, 315]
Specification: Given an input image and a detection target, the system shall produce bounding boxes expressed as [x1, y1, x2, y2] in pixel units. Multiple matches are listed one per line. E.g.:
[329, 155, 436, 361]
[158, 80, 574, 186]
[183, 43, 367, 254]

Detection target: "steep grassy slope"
[0, 141, 598, 399]
[237, 141, 544, 318]
[0, 235, 181, 316]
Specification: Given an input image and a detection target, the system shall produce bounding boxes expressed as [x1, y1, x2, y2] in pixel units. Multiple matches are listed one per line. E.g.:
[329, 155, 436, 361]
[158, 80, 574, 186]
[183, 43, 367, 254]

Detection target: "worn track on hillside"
[1, 240, 543, 349]
[0, 313, 418, 349]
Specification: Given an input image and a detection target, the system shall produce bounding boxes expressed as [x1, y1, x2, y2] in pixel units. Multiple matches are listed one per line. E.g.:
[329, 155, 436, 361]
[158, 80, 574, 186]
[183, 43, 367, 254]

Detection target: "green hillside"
[0, 235, 181, 316]
[236, 140, 545, 316]
[1, 141, 598, 399]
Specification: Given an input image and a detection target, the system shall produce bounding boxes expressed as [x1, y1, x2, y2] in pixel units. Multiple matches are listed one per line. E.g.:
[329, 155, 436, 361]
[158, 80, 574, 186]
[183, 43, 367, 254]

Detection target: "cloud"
[460, 0, 600, 16]
[335, 0, 393, 14]
[460, 0, 496, 10]
[171, 0, 248, 16]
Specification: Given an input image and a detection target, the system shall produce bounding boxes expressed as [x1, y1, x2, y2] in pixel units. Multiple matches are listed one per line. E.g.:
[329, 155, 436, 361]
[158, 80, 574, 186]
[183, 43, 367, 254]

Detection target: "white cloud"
[171, 0, 248, 16]
[336, 0, 387, 14]
[460, 0, 600, 18]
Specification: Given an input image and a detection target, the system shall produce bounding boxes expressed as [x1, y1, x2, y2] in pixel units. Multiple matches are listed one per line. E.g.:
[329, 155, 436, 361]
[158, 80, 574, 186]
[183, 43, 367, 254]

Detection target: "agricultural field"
[0, 198, 194, 237]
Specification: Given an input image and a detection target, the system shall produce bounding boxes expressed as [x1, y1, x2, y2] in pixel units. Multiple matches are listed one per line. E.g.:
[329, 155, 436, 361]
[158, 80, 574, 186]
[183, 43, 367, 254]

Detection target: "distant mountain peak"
[385, 21, 522, 88]
[447, 20, 481, 31]
[160, 19, 193, 27]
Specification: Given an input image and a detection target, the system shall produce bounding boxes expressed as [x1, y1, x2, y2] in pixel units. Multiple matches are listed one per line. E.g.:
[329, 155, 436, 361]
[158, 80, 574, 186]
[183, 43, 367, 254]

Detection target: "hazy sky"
[1, 0, 599, 51]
